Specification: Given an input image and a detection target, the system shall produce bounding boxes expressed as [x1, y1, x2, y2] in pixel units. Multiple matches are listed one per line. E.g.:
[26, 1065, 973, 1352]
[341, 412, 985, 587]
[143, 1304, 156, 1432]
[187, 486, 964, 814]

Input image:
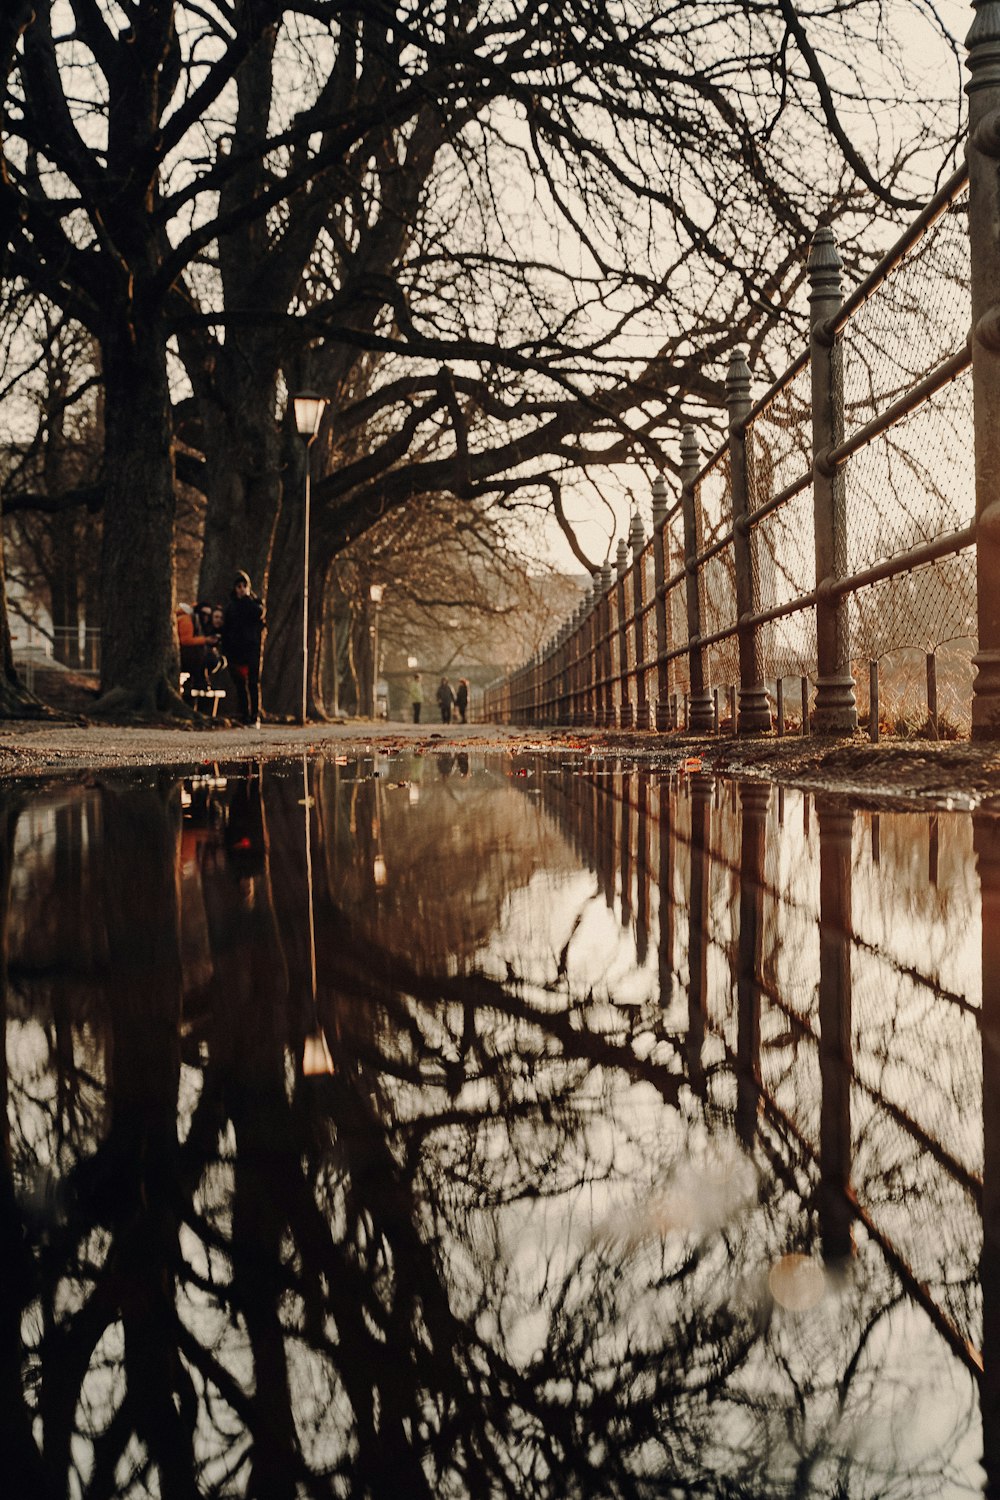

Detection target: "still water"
[3, 750, 997, 1497]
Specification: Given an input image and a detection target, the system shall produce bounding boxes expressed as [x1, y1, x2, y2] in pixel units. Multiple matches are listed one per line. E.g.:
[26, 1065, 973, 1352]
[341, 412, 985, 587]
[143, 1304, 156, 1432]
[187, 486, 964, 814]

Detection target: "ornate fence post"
[616, 537, 631, 726]
[968, 1, 1000, 736]
[600, 560, 615, 726]
[651, 475, 671, 729]
[585, 573, 600, 725]
[681, 425, 714, 732]
[809, 228, 858, 733]
[727, 351, 772, 733]
[630, 510, 650, 729]
[629, 513, 653, 729]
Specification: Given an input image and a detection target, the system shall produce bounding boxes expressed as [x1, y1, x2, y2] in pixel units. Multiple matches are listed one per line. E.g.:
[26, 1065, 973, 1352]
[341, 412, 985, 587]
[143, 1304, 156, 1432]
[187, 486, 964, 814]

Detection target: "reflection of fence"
[534, 764, 989, 1385]
[486, 142, 993, 736]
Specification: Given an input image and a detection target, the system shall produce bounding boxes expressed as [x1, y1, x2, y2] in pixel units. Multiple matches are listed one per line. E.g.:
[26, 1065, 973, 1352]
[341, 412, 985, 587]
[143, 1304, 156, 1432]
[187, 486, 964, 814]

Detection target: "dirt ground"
[4, 689, 1000, 809]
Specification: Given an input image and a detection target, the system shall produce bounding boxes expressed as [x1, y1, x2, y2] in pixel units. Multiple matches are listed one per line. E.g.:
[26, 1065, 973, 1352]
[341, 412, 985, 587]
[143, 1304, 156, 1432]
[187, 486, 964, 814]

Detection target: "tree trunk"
[259, 473, 315, 720]
[197, 372, 283, 608]
[0, 509, 52, 719]
[95, 324, 181, 715]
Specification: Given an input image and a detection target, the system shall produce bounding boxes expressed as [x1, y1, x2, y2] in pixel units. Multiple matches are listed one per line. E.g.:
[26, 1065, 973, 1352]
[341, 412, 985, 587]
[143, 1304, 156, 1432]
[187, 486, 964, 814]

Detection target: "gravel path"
[3, 716, 1000, 808]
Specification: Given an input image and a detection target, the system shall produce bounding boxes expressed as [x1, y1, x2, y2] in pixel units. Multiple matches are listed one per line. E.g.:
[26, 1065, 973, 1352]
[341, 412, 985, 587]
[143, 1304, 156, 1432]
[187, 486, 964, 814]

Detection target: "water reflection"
[2, 754, 997, 1495]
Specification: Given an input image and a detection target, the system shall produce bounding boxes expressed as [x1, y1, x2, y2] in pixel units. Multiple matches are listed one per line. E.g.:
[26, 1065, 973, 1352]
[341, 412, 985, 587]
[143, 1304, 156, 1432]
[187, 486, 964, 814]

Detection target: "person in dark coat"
[455, 678, 469, 724]
[222, 571, 265, 725]
[436, 677, 455, 724]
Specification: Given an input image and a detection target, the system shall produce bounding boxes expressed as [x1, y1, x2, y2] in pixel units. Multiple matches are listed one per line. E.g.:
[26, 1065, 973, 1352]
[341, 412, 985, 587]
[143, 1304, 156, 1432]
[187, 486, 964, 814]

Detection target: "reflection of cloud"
[591, 1147, 757, 1249]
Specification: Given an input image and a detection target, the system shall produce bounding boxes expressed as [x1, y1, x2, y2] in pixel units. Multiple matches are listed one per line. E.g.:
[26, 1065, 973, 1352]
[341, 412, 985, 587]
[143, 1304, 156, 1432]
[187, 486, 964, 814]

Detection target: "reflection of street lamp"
[292, 390, 329, 724]
[300, 751, 334, 1076]
[369, 581, 385, 718]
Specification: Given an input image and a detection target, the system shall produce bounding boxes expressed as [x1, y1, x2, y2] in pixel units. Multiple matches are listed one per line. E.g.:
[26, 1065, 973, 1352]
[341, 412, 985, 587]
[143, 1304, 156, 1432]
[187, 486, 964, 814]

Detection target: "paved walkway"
[0, 717, 573, 778]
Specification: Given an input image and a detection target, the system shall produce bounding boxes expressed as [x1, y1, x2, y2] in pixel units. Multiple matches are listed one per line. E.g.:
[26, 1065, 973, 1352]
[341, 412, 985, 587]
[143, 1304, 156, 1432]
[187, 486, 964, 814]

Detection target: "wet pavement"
[3, 750, 997, 1496]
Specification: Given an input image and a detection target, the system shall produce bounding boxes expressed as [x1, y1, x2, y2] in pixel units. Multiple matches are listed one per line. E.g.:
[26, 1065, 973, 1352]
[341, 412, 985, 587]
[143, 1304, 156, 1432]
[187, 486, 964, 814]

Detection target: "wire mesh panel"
[844, 368, 975, 577]
[665, 510, 690, 703]
[748, 359, 813, 517]
[850, 550, 977, 660]
[747, 360, 817, 684]
[841, 186, 970, 439]
[697, 454, 739, 691]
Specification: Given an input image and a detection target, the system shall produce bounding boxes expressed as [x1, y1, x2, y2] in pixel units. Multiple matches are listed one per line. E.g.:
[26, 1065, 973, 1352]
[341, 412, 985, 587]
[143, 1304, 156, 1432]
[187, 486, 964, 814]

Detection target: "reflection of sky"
[4, 761, 996, 1494]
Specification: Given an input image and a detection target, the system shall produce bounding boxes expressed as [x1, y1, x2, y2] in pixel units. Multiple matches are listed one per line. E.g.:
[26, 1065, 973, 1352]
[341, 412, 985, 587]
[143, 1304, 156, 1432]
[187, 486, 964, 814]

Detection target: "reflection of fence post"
[616, 538, 632, 727]
[968, 3, 1000, 736]
[809, 229, 858, 734]
[686, 774, 712, 1095]
[817, 803, 855, 1263]
[635, 771, 650, 965]
[651, 475, 671, 729]
[728, 351, 772, 733]
[621, 769, 634, 931]
[976, 810, 1000, 1484]
[656, 780, 674, 1004]
[631, 511, 650, 730]
[736, 783, 770, 1149]
[682, 426, 714, 732]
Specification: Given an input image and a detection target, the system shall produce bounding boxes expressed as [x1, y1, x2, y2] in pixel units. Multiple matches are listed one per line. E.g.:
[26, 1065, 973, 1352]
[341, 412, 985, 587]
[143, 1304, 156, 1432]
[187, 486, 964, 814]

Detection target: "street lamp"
[292, 390, 329, 723]
[369, 581, 385, 719]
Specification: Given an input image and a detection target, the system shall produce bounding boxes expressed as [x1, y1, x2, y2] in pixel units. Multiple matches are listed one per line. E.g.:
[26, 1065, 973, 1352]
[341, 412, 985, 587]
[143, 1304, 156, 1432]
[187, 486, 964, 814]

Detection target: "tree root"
[89, 676, 197, 724]
[0, 672, 65, 721]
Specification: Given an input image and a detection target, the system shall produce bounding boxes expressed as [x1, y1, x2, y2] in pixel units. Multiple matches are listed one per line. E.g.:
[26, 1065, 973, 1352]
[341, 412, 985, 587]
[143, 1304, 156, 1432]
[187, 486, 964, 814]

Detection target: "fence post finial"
[651, 474, 668, 528]
[616, 537, 629, 578]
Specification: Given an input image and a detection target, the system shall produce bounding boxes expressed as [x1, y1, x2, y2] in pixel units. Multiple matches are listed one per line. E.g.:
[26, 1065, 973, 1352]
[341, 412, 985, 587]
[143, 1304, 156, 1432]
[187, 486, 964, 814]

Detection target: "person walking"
[436, 676, 455, 724]
[222, 571, 265, 725]
[409, 673, 424, 724]
[455, 677, 469, 724]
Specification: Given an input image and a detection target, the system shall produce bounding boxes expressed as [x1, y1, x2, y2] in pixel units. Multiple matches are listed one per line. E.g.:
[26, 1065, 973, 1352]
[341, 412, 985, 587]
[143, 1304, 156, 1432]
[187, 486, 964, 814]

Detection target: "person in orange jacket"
[176, 603, 219, 697]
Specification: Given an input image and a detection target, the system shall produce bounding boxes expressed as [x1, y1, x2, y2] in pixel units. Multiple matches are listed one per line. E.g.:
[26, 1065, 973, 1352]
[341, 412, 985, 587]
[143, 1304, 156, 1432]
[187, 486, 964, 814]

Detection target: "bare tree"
[0, 1, 962, 717]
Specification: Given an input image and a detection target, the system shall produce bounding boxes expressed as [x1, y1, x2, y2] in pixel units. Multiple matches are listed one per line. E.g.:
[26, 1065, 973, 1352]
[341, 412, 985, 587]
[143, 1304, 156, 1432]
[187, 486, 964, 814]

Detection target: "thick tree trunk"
[198, 372, 283, 608]
[95, 325, 182, 715]
[259, 474, 315, 720]
[0, 511, 53, 719]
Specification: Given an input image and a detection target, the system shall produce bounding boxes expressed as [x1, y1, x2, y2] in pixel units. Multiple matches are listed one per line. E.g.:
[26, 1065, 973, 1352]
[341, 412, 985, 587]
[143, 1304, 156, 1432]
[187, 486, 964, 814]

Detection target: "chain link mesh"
[841, 188, 970, 437]
[844, 368, 975, 576]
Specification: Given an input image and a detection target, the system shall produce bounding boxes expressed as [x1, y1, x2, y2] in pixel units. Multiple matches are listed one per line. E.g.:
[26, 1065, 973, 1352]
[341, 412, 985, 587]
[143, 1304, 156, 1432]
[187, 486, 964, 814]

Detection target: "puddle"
[3, 752, 997, 1495]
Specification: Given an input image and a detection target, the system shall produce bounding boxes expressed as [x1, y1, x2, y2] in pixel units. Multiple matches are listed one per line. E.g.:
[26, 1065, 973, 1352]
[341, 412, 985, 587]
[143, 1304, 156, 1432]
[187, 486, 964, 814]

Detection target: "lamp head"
[292, 389, 328, 442]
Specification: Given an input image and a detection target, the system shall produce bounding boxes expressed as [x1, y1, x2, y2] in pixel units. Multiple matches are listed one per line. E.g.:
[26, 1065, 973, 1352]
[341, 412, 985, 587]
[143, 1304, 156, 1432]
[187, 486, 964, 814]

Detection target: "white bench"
[190, 687, 227, 718]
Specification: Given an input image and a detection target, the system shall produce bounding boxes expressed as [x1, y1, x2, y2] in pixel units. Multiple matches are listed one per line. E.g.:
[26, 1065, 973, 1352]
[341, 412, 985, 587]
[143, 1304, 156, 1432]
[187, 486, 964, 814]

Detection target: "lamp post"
[369, 581, 385, 718]
[292, 390, 329, 723]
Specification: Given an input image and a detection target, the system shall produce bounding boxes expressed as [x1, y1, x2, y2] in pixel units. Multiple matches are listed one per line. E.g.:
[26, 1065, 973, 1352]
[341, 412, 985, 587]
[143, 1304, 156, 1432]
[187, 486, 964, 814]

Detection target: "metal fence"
[485, 109, 1000, 738]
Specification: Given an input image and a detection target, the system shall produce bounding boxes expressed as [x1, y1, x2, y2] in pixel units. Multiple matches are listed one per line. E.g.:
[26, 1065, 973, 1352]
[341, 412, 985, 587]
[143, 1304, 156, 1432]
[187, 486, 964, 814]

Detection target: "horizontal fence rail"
[485, 162, 989, 739]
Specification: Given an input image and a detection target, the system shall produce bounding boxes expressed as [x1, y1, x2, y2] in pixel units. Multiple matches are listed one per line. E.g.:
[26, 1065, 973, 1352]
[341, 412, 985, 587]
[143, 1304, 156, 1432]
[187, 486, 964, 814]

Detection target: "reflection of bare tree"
[0, 761, 986, 1496]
